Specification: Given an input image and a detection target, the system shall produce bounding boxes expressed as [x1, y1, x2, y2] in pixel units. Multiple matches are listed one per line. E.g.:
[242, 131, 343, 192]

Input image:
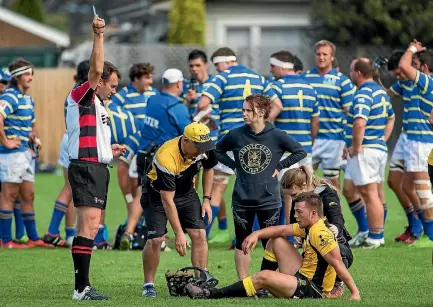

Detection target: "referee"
[67, 15, 126, 301]
[141, 122, 216, 298]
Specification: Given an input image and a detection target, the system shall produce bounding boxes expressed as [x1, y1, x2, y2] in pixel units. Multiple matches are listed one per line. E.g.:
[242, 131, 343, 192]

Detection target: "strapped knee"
[323, 168, 340, 179]
[214, 174, 230, 185]
[414, 180, 433, 209]
[389, 160, 404, 173]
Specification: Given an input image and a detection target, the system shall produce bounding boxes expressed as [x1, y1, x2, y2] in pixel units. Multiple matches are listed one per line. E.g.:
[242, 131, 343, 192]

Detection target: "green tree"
[12, 0, 45, 23]
[311, 0, 433, 47]
[168, 0, 206, 45]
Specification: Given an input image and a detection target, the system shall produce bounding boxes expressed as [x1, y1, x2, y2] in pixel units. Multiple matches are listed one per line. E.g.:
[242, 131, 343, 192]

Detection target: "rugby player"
[270, 50, 319, 170]
[398, 40, 433, 247]
[278, 167, 352, 297]
[303, 40, 355, 190]
[182, 50, 227, 241]
[344, 58, 395, 249]
[186, 192, 360, 301]
[0, 58, 49, 248]
[112, 63, 158, 238]
[0, 68, 28, 245]
[141, 122, 215, 297]
[386, 50, 423, 243]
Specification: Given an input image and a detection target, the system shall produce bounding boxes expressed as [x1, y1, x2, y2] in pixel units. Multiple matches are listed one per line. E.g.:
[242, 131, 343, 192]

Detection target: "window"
[226, 27, 250, 48]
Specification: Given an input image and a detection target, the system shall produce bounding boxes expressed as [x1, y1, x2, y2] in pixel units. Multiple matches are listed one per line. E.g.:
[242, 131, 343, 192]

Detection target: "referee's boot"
[72, 286, 109, 300]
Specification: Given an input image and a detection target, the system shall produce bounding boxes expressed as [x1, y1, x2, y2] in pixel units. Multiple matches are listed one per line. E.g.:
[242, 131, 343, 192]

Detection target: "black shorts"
[292, 272, 324, 299]
[141, 186, 206, 239]
[68, 160, 110, 210]
[232, 207, 280, 250]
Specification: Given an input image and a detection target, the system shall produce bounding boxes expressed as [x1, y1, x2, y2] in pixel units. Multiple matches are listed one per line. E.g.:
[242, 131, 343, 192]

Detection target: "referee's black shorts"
[141, 185, 205, 239]
[69, 159, 110, 210]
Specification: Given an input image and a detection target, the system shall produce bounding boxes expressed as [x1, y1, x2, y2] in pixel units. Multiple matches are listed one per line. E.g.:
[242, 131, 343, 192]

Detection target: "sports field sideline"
[1, 167, 432, 307]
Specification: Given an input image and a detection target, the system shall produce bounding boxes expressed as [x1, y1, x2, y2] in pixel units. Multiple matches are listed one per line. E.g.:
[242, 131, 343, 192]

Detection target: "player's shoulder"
[155, 138, 181, 173]
[0, 88, 20, 104]
[336, 71, 351, 82]
[309, 219, 335, 241]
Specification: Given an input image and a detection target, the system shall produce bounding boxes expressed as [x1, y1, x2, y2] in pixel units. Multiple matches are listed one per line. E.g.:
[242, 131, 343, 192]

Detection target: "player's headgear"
[270, 50, 296, 69]
[211, 47, 236, 64]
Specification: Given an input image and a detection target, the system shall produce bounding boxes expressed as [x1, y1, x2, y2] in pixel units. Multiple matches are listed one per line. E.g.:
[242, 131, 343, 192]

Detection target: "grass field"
[1, 167, 432, 307]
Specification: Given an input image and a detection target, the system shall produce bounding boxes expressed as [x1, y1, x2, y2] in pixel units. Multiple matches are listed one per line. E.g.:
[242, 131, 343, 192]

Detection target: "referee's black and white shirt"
[66, 81, 113, 164]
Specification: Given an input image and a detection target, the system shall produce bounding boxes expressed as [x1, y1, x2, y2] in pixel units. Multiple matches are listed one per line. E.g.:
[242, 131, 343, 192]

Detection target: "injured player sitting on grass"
[185, 192, 361, 300]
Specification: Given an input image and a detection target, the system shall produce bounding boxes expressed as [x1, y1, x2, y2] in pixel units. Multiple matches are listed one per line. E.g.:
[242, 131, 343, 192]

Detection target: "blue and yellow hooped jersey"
[0, 86, 35, 153]
[389, 80, 413, 132]
[271, 74, 319, 154]
[405, 71, 433, 143]
[345, 81, 394, 152]
[111, 83, 158, 119]
[183, 75, 220, 142]
[106, 101, 141, 145]
[202, 64, 276, 139]
[302, 68, 355, 141]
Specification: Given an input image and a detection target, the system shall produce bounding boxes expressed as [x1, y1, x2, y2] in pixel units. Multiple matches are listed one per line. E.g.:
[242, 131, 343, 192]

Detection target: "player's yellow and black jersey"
[147, 136, 218, 194]
[292, 219, 338, 293]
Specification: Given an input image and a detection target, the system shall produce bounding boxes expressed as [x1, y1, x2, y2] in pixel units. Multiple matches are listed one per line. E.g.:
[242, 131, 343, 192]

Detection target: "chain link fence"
[61, 42, 402, 153]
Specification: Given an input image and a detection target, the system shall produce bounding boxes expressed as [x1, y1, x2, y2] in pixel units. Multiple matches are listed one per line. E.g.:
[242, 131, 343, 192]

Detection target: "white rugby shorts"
[0, 150, 35, 183]
[214, 151, 235, 175]
[129, 155, 138, 179]
[345, 148, 387, 186]
[312, 139, 346, 170]
[390, 132, 407, 171]
[404, 139, 433, 173]
[57, 132, 70, 169]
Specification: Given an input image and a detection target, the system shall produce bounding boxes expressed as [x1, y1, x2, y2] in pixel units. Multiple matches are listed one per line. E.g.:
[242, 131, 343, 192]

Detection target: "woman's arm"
[276, 132, 307, 171]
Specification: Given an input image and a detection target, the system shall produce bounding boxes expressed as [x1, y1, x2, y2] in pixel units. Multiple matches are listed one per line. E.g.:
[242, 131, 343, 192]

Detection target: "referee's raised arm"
[88, 15, 105, 90]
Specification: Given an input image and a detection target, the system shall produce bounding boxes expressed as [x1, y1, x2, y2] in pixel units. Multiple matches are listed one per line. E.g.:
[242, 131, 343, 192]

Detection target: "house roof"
[0, 7, 70, 47]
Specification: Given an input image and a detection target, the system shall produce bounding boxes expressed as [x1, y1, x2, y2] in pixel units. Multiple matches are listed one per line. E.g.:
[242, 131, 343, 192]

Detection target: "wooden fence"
[28, 68, 75, 164]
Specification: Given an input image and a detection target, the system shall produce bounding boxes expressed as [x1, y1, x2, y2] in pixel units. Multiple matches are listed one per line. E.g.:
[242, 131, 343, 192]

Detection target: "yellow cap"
[183, 122, 215, 152]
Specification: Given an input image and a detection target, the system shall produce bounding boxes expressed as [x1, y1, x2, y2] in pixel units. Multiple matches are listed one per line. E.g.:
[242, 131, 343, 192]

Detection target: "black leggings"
[232, 207, 280, 250]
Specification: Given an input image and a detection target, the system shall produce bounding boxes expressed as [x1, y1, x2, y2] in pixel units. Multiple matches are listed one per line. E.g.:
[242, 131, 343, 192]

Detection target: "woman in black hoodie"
[215, 94, 307, 279]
